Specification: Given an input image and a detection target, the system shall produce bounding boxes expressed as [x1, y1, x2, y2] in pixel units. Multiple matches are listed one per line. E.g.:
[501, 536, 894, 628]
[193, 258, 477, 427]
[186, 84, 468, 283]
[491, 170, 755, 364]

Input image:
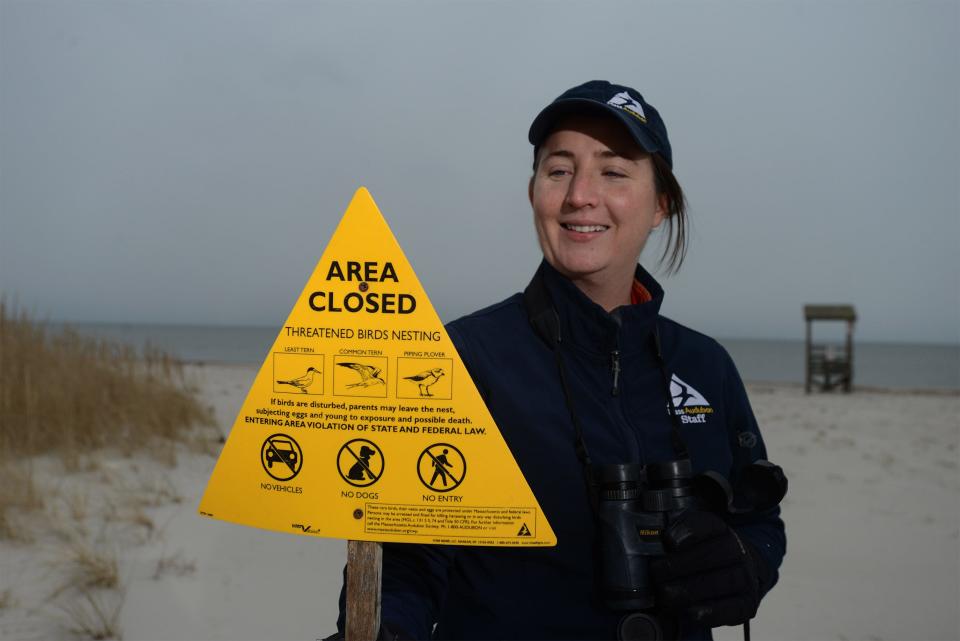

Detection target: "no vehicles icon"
[261, 434, 303, 482]
[337, 439, 384, 488]
[417, 443, 466, 492]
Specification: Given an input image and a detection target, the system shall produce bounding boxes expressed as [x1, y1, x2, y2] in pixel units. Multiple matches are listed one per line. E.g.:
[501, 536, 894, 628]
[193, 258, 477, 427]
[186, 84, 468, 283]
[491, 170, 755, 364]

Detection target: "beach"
[1, 363, 957, 641]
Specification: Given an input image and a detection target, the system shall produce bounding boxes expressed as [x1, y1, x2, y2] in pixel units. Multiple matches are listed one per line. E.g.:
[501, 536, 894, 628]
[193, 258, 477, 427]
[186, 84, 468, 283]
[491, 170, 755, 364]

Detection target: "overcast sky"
[1, 0, 957, 344]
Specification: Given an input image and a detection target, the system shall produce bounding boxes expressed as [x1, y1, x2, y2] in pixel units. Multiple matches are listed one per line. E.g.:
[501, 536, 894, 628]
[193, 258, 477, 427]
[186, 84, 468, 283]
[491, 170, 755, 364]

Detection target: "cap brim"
[527, 98, 663, 156]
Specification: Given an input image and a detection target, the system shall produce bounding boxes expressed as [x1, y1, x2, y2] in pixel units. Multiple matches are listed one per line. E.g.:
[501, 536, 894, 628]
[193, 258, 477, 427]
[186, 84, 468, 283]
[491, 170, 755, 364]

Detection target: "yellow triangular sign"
[199, 188, 556, 546]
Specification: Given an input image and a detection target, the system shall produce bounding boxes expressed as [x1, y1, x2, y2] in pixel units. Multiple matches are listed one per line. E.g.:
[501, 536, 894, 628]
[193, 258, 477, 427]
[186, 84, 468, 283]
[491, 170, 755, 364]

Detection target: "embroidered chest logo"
[669, 374, 713, 424]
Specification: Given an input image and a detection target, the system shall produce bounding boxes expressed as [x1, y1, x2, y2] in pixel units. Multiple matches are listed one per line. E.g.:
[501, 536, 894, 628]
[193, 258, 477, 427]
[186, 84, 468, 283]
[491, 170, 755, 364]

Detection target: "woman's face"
[529, 115, 666, 290]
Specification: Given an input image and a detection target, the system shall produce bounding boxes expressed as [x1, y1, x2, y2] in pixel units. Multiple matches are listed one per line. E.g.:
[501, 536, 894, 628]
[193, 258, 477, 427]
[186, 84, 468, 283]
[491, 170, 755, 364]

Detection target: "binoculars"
[592, 459, 787, 640]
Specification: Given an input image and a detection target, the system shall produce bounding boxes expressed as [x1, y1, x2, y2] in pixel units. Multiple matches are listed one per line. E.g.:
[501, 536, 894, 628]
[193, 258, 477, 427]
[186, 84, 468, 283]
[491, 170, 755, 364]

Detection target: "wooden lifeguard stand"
[804, 304, 857, 393]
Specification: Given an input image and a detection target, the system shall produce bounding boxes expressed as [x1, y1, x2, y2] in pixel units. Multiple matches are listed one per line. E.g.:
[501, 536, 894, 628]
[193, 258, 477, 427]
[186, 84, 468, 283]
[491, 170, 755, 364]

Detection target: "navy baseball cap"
[528, 80, 673, 168]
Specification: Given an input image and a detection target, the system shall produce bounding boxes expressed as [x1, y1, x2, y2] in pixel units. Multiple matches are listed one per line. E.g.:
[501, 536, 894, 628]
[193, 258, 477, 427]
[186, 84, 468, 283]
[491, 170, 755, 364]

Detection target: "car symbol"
[265, 439, 298, 468]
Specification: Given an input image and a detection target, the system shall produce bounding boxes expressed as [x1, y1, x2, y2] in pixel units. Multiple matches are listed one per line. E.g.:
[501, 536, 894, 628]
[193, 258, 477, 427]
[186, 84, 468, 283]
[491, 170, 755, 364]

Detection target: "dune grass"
[58, 588, 125, 641]
[0, 299, 215, 460]
[0, 461, 42, 539]
[0, 299, 215, 535]
[0, 300, 217, 639]
[65, 540, 121, 590]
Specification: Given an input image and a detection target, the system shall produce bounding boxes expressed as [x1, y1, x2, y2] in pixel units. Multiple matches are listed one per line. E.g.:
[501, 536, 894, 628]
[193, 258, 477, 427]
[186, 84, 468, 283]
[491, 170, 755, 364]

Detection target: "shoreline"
[744, 379, 960, 397]
[182, 359, 960, 396]
[56, 321, 960, 391]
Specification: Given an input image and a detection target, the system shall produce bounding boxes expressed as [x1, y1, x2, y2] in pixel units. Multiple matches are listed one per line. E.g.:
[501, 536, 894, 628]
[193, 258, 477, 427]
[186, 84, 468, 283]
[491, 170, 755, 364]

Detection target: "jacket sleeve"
[382, 543, 456, 637]
[718, 347, 787, 598]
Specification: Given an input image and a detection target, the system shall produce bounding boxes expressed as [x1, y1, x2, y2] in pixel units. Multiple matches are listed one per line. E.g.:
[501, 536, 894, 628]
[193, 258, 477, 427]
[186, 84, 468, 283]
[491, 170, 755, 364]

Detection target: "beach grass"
[0, 299, 215, 456]
[58, 588, 125, 641]
[0, 299, 215, 535]
[64, 540, 121, 590]
[0, 461, 43, 539]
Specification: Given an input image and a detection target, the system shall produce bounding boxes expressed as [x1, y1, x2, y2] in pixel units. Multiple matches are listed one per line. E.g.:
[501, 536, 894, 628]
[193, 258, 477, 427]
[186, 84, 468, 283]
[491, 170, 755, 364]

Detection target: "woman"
[337, 80, 786, 641]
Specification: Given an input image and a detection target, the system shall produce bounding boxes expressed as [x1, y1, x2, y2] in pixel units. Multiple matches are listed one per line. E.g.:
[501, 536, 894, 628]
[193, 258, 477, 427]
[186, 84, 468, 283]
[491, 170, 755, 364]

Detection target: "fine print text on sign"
[199, 188, 556, 547]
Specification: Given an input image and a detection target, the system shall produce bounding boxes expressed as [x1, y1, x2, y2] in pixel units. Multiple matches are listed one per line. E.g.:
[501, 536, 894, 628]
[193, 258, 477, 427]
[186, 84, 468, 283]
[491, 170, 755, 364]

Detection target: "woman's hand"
[651, 510, 767, 628]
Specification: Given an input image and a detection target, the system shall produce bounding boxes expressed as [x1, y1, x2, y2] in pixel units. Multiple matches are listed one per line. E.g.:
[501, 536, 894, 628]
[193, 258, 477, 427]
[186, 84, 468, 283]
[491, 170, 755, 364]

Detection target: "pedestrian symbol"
[337, 439, 384, 488]
[261, 434, 303, 482]
[417, 443, 466, 492]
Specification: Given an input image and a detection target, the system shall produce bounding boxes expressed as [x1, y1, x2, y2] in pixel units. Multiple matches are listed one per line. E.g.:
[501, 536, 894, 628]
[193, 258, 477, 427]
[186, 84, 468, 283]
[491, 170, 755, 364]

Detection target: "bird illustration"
[337, 362, 386, 388]
[403, 367, 445, 397]
[671, 379, 694, 408]
[276, 367, 320, 393]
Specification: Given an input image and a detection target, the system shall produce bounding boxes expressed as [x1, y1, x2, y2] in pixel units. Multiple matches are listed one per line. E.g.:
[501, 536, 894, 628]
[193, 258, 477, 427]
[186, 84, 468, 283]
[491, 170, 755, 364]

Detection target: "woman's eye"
[603, 169, 627, 178]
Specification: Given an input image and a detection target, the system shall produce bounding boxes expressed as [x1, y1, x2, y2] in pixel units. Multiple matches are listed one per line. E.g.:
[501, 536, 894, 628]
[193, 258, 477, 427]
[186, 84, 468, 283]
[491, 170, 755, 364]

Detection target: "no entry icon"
[418, 443, 466, 492]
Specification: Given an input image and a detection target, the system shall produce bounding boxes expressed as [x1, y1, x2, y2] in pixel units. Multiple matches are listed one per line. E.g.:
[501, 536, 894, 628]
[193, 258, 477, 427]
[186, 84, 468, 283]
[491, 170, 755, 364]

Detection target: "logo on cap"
[606, 91, 647, 123]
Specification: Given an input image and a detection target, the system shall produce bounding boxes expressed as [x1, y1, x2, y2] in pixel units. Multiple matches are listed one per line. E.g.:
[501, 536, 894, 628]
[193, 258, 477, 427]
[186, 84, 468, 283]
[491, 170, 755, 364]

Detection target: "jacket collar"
[535, 259, 664, 357]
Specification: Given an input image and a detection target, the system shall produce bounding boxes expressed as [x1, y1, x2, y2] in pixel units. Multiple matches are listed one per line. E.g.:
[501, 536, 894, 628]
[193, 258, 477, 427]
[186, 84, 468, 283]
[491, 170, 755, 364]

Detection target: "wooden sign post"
[346, 540, 382, 641]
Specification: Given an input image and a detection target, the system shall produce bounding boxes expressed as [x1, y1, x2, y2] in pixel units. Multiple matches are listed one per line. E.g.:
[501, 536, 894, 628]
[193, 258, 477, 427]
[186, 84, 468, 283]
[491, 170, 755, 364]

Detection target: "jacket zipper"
[610, 349, 621, 396]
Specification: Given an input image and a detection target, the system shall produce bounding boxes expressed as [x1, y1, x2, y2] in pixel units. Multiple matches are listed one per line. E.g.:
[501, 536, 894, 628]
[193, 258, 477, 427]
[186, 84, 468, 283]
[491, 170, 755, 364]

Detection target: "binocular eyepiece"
[591, 459, 786, 640]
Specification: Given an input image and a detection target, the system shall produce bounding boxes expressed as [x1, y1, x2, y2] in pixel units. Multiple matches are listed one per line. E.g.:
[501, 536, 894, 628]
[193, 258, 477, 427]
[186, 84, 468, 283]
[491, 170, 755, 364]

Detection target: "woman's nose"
[564, 172, 598, 210]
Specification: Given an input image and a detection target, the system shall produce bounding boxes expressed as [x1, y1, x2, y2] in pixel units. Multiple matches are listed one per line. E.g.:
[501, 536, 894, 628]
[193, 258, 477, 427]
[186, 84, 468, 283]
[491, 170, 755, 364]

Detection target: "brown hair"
[531, 147, 689, 273]
[650, 153, 687, 274]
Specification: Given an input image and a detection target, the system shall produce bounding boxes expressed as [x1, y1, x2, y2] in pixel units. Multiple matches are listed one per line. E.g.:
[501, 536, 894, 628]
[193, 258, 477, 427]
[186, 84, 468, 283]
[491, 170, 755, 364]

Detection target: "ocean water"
[718, 338, 959, 391]
[64, 323, 959, 391]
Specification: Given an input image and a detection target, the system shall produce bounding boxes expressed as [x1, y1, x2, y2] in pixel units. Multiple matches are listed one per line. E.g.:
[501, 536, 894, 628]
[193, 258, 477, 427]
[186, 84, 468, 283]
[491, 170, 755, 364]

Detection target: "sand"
[0, 363, 957, 641]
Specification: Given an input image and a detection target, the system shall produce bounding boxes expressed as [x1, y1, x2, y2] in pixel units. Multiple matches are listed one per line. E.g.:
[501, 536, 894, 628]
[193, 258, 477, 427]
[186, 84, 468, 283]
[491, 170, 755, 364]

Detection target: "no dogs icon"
[337, 439, 384, 488]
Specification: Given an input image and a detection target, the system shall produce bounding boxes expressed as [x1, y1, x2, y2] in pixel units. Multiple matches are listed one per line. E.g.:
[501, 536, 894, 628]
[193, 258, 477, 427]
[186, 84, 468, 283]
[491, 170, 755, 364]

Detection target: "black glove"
[650, 510, 768, 628]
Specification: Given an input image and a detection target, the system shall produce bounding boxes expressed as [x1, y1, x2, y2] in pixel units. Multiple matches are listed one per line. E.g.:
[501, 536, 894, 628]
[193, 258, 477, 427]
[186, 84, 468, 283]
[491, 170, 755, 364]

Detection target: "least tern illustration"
[338, 362, 386, 388]
[276, 367, 320, 393]
[403, 367, 445, 397]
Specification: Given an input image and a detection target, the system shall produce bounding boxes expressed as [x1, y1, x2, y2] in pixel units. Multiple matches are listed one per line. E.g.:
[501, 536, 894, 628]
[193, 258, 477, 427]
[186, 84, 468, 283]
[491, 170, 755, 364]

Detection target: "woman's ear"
[654, 192, 668, 228]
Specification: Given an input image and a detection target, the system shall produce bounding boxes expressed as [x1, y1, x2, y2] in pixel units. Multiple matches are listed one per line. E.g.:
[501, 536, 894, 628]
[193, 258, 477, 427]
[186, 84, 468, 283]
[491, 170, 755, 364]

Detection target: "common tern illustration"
[338, 362, 386, 388]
